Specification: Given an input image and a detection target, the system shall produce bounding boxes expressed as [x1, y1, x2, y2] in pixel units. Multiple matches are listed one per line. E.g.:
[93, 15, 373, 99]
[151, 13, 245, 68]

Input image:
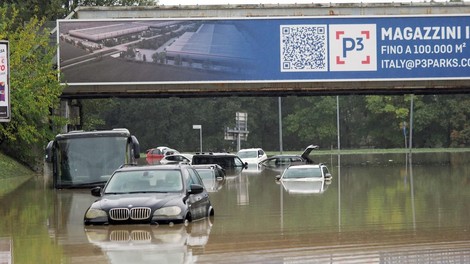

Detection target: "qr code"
[280, 25, 327, 72]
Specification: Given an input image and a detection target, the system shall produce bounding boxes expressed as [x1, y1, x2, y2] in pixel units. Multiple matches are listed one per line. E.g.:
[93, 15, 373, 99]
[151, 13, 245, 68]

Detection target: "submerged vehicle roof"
[55, 128, 132, 140]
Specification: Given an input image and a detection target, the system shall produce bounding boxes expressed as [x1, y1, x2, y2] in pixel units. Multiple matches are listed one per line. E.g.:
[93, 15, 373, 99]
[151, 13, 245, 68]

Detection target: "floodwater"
[1, 152, 469, 263]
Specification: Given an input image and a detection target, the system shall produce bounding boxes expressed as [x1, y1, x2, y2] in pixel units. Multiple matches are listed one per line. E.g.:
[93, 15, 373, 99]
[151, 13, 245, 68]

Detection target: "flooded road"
[1, 152, 469, 263]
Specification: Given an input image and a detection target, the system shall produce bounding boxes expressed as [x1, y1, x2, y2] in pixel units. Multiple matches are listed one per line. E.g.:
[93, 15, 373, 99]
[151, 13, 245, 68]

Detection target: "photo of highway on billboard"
[58, 20, 261, 84]
[59, 16, 470, 86]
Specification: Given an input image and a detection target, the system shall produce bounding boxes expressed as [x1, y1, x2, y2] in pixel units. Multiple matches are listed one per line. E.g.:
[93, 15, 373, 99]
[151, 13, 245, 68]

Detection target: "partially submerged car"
[260, 144, 319, 168]
[280, 179, 331, 194]
[146, 146, 179, 164]
[84, 164, 214, 225]
[192, 153, 247, 170]
[192, 164, 226, 192]
[160, 153, 194, 165]
[236, 148, 268, 165]
[275, 164, 332, 181]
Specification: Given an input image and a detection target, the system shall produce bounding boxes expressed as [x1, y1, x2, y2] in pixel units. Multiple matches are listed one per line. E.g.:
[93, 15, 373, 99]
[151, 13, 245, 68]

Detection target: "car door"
[300, 145, 319, 164]
[186, 168, 210, 220]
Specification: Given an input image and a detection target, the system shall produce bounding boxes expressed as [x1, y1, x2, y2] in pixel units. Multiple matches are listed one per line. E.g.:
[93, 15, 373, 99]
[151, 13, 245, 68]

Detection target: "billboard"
[57, 15, 470, 86]
[0, 41, 10, 122]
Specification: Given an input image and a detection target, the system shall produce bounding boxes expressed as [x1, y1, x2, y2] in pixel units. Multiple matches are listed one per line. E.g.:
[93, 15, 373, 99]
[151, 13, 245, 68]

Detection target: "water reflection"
[279, 179, 331, 194]
[1, 152, 469, 263]
[85, 219, 212, 264]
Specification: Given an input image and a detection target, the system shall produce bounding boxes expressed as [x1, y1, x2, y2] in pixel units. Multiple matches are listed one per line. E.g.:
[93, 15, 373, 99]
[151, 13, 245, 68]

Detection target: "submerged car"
[192, 164, 226, 192]
[146, 146, 179, 164]
[275, 164, 332, 181]
[160, 153, 194, 165]
[280, 179, 331, 194]
[84, 164, 214, 225]
[236, 148, 268, 165]
[260, 144, 319, 168]
[192, 153, 247, 170]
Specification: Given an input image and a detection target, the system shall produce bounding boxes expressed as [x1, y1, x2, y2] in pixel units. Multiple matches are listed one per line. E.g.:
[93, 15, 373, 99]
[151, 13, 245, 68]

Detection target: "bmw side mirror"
[91, 186, 102, 197]
[275, 175, 281, 181]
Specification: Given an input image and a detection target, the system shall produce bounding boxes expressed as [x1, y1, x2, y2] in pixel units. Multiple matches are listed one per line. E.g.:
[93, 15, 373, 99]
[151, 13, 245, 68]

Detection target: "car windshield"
[282, 167, 322, 179]
[237, 151, 257, 159]
[104, 169, 183, 193]
[56, 136, 128, 186]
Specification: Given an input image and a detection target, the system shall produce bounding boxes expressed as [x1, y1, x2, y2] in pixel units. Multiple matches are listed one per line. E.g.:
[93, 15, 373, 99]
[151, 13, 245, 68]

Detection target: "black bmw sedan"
[84, 164, 214, 225]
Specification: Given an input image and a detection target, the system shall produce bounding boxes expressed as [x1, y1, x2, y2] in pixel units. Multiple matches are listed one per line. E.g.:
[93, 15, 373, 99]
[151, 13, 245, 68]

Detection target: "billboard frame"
[57, 8, 470, 98]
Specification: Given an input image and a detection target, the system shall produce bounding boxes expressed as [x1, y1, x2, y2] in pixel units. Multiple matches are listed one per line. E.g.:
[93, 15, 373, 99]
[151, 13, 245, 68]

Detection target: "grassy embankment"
[267, 147, 470, 156]
[140, 147, 470, 158]
[0, 152, 36, 196]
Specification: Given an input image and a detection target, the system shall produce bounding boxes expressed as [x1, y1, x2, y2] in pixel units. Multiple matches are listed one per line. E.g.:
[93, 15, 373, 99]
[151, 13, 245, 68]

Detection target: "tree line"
[80, 94, 470, 153]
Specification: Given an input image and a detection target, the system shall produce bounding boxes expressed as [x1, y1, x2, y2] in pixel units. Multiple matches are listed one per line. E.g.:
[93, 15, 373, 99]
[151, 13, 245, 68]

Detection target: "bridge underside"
[61, 79, 470, 99]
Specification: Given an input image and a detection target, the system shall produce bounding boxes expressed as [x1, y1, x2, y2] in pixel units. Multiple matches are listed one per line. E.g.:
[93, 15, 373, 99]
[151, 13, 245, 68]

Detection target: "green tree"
[337, 95, 369, 148]
[1, 0, 67, 21]
[0, 6, 65, 167]
[447, 95, 470, 147]
[65, 0, 157, 14]
[283, 96, 337, 149]
[411, 95, 451, 148]
[365, 95, 410, 148]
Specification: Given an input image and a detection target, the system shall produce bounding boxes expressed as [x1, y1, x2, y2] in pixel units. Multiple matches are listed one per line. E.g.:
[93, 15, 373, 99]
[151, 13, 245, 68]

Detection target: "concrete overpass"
[58, 2, 470, 99]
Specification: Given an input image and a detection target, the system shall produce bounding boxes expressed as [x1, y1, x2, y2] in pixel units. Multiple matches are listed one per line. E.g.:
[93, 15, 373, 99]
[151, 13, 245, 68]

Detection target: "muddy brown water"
[1, 152, 469, 263]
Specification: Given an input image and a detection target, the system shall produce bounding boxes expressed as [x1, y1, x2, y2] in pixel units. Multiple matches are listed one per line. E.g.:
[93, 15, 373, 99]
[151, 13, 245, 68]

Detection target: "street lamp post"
[193, 125, 202, 153]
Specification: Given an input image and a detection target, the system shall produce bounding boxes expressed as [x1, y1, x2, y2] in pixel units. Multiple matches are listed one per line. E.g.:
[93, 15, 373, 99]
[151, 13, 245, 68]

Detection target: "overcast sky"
[158, 0, 453, 6]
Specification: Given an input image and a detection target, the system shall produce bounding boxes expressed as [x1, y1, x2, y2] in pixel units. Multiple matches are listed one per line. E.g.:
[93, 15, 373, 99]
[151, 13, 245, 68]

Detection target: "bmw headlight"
[85, 208, 107, 219]
[154, 206, 182, 217]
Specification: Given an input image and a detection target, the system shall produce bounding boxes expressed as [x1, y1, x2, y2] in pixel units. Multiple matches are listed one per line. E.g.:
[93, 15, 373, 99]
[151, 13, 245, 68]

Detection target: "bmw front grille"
[130, 207, 151, 220]
[109, 207, 151, 221]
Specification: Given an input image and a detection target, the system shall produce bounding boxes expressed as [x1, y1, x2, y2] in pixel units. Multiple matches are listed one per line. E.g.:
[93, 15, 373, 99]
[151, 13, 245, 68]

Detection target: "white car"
[160, 153, 193, 165]
[275, 164, 332, 181]
[236, 148, 268, 165]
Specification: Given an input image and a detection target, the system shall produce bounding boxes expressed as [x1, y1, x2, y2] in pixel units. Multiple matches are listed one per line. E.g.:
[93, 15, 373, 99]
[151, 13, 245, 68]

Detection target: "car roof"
[287, 164, 322, 169]
[269, 154, 301, 158]
[193, 152, 238, 157]
[165, 153, 193, 158]
[116, 164, 191, 172]
[238, 148, 263, 152]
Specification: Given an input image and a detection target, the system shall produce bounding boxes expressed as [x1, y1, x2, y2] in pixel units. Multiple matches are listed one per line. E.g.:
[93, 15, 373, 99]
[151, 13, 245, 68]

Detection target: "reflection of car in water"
[260, 144, 319, 168]
[85, 219, 212, 264]
[192, 164, 226, 192]
[84, 164, 214, 225]
[280, 179, 331, 194]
